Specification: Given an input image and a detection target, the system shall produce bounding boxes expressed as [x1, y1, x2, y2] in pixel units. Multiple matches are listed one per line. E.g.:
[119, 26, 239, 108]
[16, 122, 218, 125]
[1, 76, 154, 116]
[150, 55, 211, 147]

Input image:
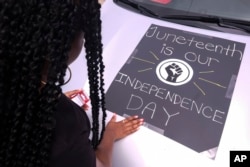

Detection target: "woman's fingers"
[120, 116, 144, 135]
[122, 116, 143, 127]
[105, 114, 144, 141]
[64, 89, 81, 98]
[122, 115, 139, 123]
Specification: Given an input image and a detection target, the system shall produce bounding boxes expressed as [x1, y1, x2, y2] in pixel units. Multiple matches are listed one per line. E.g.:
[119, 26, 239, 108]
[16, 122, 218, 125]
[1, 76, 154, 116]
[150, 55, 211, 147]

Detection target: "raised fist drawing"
[165, 63, 183, 82]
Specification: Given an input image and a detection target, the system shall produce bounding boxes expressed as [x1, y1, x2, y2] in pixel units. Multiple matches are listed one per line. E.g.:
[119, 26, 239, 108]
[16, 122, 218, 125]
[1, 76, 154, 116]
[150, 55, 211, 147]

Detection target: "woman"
[0, 0, 143, 167]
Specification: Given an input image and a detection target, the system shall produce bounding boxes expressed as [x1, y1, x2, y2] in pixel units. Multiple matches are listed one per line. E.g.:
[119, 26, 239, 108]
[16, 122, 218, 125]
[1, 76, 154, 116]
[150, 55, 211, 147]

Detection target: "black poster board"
[105, 24, 245, 156]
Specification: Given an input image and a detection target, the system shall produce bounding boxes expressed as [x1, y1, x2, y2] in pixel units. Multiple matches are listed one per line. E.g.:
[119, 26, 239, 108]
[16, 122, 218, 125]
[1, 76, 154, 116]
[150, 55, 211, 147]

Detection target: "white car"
[63, 0, 250, 167]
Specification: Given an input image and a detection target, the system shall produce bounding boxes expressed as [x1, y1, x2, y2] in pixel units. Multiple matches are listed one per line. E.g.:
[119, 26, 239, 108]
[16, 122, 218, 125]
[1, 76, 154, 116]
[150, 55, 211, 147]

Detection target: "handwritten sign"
[105, 24, 245, 156]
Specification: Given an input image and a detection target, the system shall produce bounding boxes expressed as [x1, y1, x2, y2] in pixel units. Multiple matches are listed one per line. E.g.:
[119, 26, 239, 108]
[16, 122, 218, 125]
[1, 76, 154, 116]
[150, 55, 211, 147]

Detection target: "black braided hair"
[0, 0, 106, 166]
[80, 0, 107, 148]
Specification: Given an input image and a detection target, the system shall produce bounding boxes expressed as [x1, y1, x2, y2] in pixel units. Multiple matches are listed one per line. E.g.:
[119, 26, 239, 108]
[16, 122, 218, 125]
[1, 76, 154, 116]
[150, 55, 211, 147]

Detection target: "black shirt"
[49, 94, 96, 167]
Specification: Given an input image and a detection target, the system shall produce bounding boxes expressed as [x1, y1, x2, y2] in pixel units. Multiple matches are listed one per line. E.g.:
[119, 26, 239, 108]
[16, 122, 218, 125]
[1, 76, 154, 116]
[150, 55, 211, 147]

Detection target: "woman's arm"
[95, 114, 144, 167]
[64, 90, 144, 167]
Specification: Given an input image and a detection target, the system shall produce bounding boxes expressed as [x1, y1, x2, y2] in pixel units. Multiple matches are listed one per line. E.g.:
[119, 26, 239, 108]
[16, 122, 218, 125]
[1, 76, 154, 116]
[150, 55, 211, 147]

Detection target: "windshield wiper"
[115, 0, 250, 34]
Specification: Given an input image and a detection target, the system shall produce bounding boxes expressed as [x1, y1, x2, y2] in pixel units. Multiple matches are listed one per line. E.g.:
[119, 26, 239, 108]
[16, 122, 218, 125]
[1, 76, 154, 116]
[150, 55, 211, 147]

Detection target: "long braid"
[81, 0, 107, 149]
[96, 11, 107, 145]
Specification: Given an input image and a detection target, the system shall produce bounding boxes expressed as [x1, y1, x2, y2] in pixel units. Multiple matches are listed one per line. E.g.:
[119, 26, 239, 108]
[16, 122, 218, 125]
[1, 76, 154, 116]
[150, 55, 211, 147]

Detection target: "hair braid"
[80, 0, 107, 149]
[95, 12, 107, 145]
[0, 0, 85, 166]
[1, 1, 107, 166]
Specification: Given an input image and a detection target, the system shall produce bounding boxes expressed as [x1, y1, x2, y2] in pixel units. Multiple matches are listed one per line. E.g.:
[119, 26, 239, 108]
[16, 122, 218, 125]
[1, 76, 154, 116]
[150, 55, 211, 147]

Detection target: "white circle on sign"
[156, 59, 193, 86]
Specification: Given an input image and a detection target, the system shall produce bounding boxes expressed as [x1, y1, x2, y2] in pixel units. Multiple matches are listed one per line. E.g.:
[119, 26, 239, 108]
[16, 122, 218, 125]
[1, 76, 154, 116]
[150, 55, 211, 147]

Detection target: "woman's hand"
[104, 114, 144, 141]
[64, 89, 89, 110]
[64, 89, 82, 98]
[95, 114, 144, 167]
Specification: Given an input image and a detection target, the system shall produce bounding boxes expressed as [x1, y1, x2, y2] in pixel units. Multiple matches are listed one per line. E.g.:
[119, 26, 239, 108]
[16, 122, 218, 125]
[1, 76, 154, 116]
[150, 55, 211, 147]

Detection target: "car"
[63, 0, 250, 167]
[112, 0, 250, 36]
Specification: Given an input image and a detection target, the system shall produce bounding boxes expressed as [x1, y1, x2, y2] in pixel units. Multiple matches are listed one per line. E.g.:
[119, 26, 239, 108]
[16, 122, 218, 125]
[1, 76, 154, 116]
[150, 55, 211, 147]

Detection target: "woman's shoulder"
[49, 94, 96, 167]
[55, 94, 90, 131]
